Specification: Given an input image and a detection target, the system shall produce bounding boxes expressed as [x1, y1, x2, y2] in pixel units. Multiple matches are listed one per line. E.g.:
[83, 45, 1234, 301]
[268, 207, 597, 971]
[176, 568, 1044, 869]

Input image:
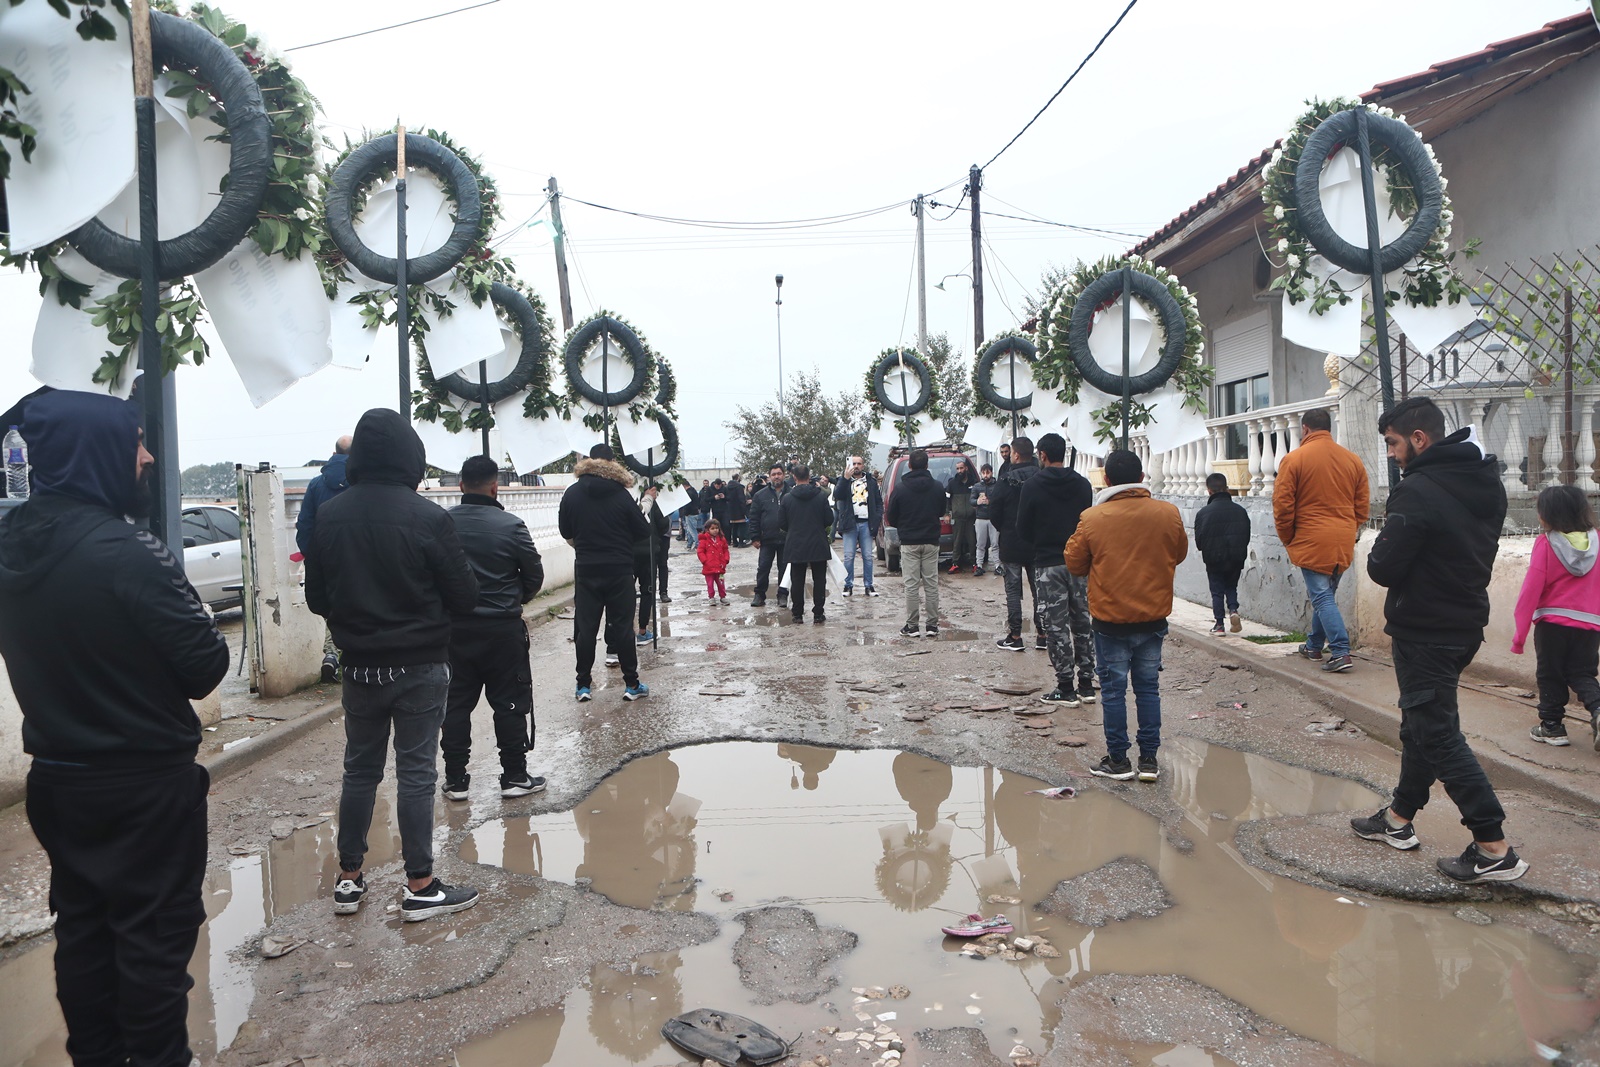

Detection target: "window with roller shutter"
[1212, 312, 1272, 459]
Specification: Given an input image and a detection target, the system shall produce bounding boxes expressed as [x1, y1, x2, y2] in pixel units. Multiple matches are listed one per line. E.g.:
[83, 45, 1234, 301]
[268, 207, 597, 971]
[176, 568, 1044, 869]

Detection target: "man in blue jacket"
[0, 391, 229, 1067]
[296, 434, 350, 681]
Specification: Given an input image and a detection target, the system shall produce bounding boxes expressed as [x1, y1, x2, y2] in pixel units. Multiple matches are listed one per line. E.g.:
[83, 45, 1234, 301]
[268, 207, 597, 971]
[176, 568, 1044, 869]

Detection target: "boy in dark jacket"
[974, 464, 998, 574]
[0, 390, 229, 1067]
[441, 455, 545, 803]
[886, 449, 946, 636]
[1351, 398, 1528, 883]
[946, 457, 979, 573]
[308, 408, 481, 922]
[1194, 473, 1250, 635]
[988, 436, 1043, 650]
[780, 464, 834, 622]
[559, 444, 651, 701]
[1017, 433, 1095, 704]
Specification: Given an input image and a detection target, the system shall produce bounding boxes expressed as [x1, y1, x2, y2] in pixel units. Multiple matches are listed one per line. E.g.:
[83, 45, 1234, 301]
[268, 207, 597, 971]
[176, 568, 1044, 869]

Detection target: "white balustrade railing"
[1130, 395, 1336, 498]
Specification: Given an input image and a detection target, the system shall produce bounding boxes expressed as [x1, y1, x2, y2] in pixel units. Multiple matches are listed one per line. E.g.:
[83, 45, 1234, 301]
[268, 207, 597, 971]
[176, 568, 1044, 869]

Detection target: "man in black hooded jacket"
[1194, 473, 1251, 635]
[1351, 398, 1528, 884]
[559, 444, 651, 700]
[0, 390, 229, 1067]
[307, 408, 481, 922]
[780, 464, 833, 622]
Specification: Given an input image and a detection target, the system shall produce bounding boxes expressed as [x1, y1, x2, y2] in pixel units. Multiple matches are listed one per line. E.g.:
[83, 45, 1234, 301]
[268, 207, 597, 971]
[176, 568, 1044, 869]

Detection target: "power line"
[927, 199, 1146, 241]
[561, 194, 912, 232]
[979, 0, 1140, 171]
[285, 0, 501, 53]
[983, 193, 1148, 239]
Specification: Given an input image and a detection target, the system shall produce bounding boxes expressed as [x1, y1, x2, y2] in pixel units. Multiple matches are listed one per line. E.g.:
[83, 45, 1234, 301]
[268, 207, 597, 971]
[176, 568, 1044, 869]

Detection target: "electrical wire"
[926, 189, 968, 222]
[490, 202, 549, 249]
[979, 0, 1140, 171]
[981, 235, 1026, 324]
[983, 193, 1149, 240]
[560, 194, 913, 232]
[284, 0, 501, 52]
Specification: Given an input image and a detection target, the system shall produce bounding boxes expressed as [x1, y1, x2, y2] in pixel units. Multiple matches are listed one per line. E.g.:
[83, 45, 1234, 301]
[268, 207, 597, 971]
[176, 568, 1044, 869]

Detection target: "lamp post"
[775, 273, 785, 418]
[934, 272, 972, 292]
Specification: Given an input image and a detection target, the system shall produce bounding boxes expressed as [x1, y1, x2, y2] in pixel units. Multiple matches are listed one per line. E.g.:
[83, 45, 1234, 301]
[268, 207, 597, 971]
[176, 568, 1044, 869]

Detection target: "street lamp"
[934, 273, 972, 292]
[775, 274, 785, 418]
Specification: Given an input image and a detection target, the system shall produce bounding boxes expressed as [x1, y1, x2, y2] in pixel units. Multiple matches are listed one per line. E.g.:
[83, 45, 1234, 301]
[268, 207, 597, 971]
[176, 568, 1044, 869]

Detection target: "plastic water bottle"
[5, 425, 28, 500]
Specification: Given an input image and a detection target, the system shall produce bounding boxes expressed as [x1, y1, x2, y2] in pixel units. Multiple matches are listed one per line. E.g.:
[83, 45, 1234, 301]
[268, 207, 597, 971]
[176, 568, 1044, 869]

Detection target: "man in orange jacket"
[1273, 408, 1370, 673]
[1065, 450, 1188, 783]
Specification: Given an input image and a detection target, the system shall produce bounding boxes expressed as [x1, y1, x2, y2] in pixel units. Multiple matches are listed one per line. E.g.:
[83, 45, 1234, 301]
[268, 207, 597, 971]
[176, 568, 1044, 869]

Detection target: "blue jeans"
[841, 524, 874, 590]
[1301, 568, 1348, 657]
[684, 513, 703, 552]
[1095, 628, 1166, 760]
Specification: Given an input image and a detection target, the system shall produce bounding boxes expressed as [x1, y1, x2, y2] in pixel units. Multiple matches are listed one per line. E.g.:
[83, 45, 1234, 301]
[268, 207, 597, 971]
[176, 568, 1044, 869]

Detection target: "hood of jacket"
[788, 481, 824, 503]
[1094, 483, 1151, 506]
[1031, 464, 1084, 497]
[574, 457, 635, 489]
[319, 452, 350, 493]
[21, 389, 142, 515]
[1548, 529, 1599, 577]
[346, 408, 425, 487]
[1403, 427, 1502, 524]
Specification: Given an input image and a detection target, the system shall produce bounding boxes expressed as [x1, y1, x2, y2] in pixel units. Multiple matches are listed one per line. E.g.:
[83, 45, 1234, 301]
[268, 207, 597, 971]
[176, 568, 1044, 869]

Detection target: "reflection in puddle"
[457, 740, 1590, 1067]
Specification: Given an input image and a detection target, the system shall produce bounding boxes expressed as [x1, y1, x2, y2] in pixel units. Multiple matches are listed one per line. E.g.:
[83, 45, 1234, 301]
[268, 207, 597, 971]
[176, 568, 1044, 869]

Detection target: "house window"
[1218, 374, 1270, 459]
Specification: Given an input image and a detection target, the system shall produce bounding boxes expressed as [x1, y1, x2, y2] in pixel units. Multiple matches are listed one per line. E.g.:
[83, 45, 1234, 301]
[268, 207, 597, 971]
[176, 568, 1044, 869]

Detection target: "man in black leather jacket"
[441, 455, 545, 803]
[748, 463, 789, 608]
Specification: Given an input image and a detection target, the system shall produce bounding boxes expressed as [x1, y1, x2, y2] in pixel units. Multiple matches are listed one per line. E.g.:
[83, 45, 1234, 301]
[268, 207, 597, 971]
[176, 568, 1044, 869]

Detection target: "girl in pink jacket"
[1514, 485, 1600, 747]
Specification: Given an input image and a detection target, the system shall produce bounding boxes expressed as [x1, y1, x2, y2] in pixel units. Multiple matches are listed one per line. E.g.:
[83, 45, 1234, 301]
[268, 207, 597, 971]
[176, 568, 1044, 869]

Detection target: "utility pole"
[968, 165, 984, 359]
[396, 127, 410, 419]
[547, 176, 575, 332]
[775, 274, 785, 418]
[914, 195, 927, 358]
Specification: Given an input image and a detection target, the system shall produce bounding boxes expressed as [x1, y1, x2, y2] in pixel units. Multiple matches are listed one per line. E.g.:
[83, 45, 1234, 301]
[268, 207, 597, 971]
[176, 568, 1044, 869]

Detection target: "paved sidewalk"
[1166, 596, 1600, 814]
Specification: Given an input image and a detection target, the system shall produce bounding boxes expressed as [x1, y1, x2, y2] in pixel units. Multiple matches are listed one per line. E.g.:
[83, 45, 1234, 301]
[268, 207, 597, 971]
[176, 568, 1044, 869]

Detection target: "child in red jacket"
[1514, 485, 1600, 747]
[698, 519, 730, 605]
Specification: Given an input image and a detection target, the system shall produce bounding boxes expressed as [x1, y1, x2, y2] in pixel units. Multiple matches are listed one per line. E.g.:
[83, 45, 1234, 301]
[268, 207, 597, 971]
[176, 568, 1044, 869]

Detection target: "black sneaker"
[321, 653, 340, 683]
[500, 774, 546, 798]
[995, 635, 1025, 652]
[1035, 634, 1048, 651]
[1436, 842, 1529, 883]
[751, 595, 766, 607]
[1078, 681, 1098, 704]
[1040, 688, 1081, 707]
[1349, 808, 1420, 850]
[900, 623, 921, 637]
[1530, 721, 1570, 746]
[842, 587, 853, 597]
[1090, 755, 1136, 781]
[777, 593, 789, 609]
[1209, 623, 1226, 636]
[332, 873, 366, 915]
[401, 879, 480, 922]
[865, 587, 880, 597]
[1296, 644, 1323, 662]
[1322, 654, 1354, 673]
[923, 623, 939, 638]
[442, 774, 470, 802]
[1137, 755, 1159, 782]
[814, 613, 827, 624]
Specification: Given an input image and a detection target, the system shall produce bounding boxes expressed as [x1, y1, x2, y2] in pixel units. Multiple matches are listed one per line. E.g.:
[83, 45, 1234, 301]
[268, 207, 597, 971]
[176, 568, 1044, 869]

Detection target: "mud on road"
[5, 549, 1600, 1067]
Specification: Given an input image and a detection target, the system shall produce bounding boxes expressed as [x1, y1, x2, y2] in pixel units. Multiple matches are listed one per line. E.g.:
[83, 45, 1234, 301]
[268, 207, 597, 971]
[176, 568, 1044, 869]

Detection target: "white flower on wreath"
[1271, 147, 1284, 164]
[293, 207, 312, 221]
[1277, 238, 1289, 253]
[1286, 254, 1302, 270]
[1273, 205, 1285, 220]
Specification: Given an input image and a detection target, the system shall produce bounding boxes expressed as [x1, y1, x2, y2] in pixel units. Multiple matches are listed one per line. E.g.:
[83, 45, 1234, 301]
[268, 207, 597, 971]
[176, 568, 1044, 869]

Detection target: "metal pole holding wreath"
[647, 448, 658, 652]
[1354, 107, 1398, 486]
[1120, 263, 1132, 451]
[130, 0, 180, 554]
[478, 360, 490, 456]
[395, 126, 410, 419]
[897, 349, 911, 453]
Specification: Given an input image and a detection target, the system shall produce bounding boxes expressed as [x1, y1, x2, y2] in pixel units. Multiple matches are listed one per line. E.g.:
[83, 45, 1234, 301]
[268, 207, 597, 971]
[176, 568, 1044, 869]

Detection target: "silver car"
[182, 505, 242, 610]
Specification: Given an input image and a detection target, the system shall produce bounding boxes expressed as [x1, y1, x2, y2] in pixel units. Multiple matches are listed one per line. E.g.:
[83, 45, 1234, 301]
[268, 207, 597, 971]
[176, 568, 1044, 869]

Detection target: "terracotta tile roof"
[1132, 13, 1599, 271]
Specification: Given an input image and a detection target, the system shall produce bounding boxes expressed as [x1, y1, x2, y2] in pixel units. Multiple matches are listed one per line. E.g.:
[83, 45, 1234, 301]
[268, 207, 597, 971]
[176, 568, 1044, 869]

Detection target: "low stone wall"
[1168, 492, 1537, 686]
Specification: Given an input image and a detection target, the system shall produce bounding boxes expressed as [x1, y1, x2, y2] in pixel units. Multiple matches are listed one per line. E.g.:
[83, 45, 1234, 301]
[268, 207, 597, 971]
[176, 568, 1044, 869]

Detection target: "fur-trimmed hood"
[575, 457, 635, 488]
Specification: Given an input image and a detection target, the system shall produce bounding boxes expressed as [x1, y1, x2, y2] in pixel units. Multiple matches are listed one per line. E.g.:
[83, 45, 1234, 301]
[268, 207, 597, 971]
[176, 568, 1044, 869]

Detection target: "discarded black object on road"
[661, 1008, 788, 1067]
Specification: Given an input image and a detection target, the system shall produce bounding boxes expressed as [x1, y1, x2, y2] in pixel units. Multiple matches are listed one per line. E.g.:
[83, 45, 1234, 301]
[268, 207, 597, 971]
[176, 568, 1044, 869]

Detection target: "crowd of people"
[0, 389, 1558, 1066]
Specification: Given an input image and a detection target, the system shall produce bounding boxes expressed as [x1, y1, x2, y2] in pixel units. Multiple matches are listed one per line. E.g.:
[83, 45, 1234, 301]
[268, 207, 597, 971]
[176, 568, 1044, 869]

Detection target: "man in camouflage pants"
[1017, 433, 1097, 705]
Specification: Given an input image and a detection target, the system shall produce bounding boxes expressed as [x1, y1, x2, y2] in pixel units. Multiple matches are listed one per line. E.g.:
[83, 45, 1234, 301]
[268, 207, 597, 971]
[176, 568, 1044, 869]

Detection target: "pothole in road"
[452, 741, 1588, 1067]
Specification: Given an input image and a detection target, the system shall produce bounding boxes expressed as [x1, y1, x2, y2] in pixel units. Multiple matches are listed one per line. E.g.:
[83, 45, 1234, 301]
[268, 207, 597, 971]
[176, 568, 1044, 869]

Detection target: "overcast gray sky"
[0, 0, 1587, 469]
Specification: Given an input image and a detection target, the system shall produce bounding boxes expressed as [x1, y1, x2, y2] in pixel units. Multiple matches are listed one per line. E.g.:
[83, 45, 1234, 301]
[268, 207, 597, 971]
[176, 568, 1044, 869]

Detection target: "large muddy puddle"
[452, 741, 1588, 1066]
[0, 740, 1590, 1067]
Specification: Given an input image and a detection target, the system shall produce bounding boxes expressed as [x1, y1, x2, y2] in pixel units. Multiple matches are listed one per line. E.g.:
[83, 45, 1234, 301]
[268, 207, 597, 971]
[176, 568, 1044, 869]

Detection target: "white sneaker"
[604, 653, 620, 667]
